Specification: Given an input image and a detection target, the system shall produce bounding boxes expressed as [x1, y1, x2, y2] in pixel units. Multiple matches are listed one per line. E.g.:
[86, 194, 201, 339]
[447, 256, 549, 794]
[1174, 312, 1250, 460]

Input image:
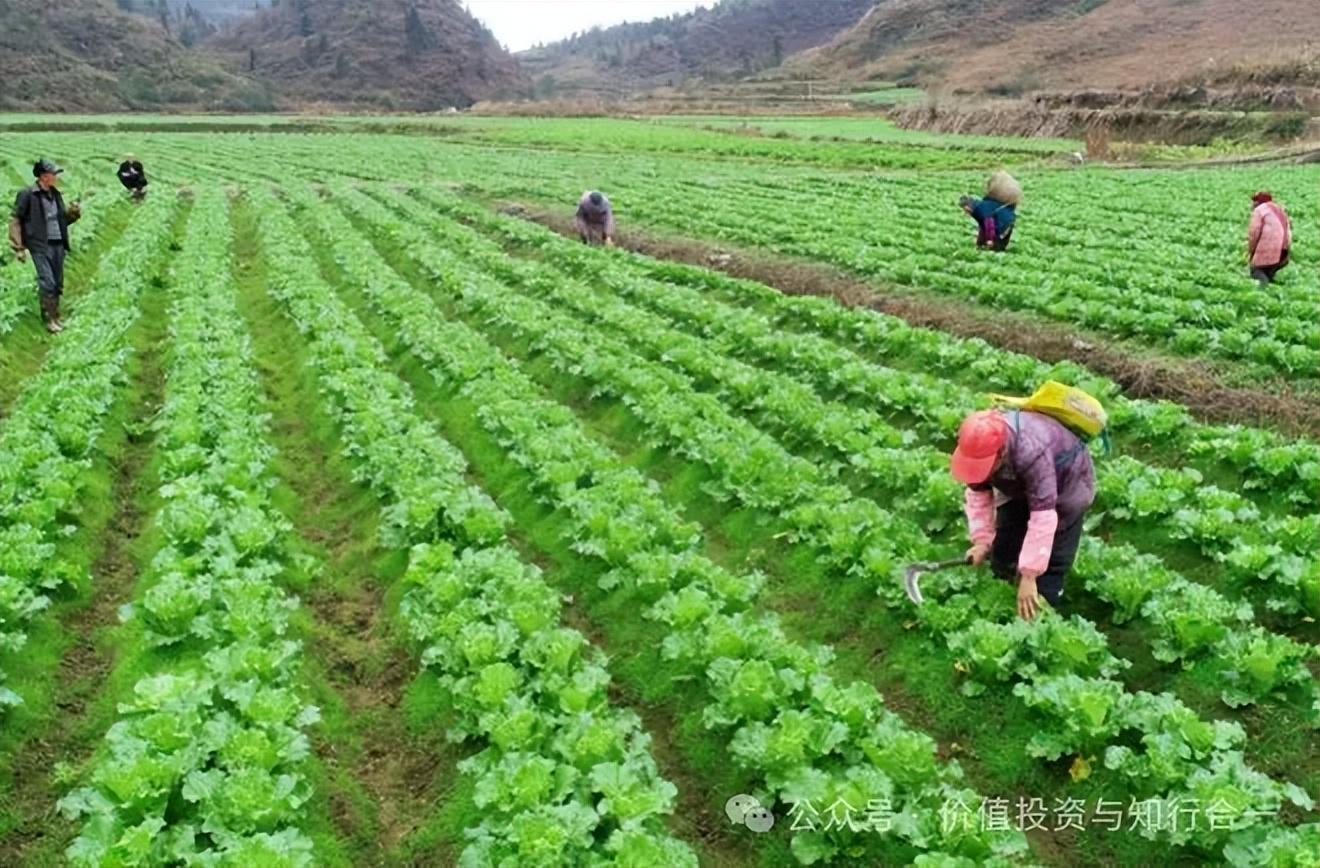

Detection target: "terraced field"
[0, 122, 1315, 867]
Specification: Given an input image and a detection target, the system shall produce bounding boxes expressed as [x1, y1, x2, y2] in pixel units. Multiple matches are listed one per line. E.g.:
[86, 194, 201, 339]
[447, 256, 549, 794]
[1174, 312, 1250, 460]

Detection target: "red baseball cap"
[950, 410, 1009, 484]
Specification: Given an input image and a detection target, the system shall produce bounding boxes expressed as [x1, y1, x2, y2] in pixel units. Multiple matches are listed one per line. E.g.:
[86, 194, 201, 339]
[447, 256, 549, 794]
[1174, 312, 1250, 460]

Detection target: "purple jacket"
[575, 192, 615, 237]
[971, 410, 1095, 521]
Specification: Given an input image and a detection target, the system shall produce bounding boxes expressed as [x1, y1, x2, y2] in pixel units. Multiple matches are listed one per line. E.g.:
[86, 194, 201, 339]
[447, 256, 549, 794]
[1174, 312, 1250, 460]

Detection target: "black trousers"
[989, 499, 1085, 606]
[32, 242, 67, 298]
[1251, 262, 1286, 284]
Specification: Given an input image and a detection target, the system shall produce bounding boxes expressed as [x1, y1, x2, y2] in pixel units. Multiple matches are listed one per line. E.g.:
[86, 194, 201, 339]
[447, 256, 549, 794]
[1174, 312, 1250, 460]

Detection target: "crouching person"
[951, 409, 1095, 621]
[575, 190, 616, 247]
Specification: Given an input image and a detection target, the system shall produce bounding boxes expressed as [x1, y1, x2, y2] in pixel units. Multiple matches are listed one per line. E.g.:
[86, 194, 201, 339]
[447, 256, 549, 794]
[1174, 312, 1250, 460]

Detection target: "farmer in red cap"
[951, 409, 1096, 621]
[1247, 192, 1291, 287]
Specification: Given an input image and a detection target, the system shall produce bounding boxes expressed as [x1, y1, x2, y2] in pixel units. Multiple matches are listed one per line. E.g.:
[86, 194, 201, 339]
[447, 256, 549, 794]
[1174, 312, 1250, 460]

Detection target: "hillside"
[119, 0, 266, 27]
[0, 0, 267, 111]
[175, 0, 269, 24]
[518, 0, 875, 99]
[790, 0, 1320, 96]
[208, 0, 529, 109]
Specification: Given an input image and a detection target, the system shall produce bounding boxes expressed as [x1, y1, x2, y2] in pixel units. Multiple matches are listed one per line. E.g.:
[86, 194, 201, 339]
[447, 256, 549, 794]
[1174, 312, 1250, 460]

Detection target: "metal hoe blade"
[903, 563, 933, 606]
[902, 557, 970, 606]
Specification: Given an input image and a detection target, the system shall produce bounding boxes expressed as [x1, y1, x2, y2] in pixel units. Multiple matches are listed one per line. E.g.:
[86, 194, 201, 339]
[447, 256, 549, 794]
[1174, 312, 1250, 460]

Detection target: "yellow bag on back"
[988, 381, 1110, 450]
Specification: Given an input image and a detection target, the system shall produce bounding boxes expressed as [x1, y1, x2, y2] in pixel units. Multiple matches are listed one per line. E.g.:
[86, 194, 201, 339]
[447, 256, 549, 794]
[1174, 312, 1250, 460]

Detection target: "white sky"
[465, 0, 716, 52]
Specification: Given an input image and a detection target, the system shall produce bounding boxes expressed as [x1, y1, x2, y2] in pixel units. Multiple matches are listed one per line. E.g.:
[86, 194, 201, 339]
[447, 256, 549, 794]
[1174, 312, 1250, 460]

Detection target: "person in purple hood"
[951, 409, 1096, 621]
[575, 190, 616, 247]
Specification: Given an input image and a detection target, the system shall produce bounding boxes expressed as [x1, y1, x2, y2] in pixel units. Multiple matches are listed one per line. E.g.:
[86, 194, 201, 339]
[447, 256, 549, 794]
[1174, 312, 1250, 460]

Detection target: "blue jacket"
[971, 197, 1015, 237]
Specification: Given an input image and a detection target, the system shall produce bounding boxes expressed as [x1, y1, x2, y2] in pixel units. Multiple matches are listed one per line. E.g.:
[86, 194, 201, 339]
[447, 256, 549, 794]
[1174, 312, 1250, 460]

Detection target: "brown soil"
[513, 204, 1320, 440]
[305, 583, 440, 859]
[231, 194, 457, 866]
[257, 357, 450, 865]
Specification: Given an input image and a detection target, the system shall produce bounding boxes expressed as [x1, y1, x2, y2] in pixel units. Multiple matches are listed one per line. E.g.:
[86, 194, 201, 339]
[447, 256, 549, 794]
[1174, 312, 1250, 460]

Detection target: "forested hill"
[517, 0, 876, 98]
[206, 0, 530, 109]
[0, 0, 263, 111]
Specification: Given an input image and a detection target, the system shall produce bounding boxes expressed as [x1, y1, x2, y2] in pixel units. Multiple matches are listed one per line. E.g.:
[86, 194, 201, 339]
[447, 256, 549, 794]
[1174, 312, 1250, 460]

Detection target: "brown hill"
[0, 0, 268, 111]
[791, 0, 1320, 96]
[208, 0, 530, 109]
[518, 0, 876, 99]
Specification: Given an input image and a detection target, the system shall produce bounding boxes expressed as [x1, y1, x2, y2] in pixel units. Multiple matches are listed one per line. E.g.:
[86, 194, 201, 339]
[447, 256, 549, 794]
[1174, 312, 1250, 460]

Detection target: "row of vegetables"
[248, 188, 702, 867]
[61, 193, 320, 865]
[596, 235, 1318, 513]
[463, 195, 1320, 627]
[324, 182, 1318, 865]
[0, 194, 172, 712]
[467, 158, 1320, 380]
[20, 132, 1320, 384]
[295, 184, 1034, 865]
[7, 128, 1309, 860]
[400, 190, 1319, 688]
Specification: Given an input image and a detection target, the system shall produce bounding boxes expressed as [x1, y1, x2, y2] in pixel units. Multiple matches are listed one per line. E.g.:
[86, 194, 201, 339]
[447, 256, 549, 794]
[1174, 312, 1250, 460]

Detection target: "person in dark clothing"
[117, 154, 148, 201]
[9, 159, 82, 333]
[960, 171, 1021, 252]
[575, 190, 616, 247]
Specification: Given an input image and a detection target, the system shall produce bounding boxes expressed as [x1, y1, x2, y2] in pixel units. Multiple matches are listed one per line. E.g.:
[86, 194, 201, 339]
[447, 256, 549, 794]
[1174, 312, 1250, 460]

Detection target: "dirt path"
[230, 192, 458, 867]
[511, 204, 1320, 440]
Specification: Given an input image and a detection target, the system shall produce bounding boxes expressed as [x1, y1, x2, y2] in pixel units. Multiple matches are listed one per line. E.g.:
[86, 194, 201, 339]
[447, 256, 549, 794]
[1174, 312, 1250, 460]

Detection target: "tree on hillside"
[405, 5, 434, 55]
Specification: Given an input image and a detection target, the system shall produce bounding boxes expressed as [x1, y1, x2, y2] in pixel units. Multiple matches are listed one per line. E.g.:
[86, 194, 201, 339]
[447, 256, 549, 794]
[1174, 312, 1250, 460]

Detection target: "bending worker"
[1247, 191, 1290, 287]
[9, 159, 81, 334]
[575, 190, 616, 247]
[960, 171, 1020, 251]
[117, 153, 148, 201]
[951, 408, 1095, 621]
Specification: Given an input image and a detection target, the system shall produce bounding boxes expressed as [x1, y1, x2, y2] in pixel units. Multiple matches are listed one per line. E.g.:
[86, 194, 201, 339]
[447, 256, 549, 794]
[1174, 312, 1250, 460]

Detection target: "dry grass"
[796, 0, 1320, 96]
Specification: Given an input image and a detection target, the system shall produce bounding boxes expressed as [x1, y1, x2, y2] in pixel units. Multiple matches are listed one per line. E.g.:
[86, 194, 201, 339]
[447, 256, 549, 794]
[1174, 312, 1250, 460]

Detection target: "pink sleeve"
[1248, 208, 1263, 250]
[964, 488, 996, 546]
[1019, 509, 1058, 576]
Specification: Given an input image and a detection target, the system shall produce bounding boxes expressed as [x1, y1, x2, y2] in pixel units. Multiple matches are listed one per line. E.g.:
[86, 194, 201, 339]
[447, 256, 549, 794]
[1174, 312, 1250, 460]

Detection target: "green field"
[0, 118, 1316, 867]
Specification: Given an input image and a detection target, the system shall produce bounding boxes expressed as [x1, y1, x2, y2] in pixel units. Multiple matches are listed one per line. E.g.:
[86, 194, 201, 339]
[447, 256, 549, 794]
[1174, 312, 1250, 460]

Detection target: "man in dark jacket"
[9, 159, 82, 333]
[117, 154, 148, 200]
[575, 190, 616, 247]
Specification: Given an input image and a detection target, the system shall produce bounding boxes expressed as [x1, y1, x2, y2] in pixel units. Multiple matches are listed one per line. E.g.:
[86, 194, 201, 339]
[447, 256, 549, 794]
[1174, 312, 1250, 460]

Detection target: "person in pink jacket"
[952, 409, 1096, 621]
[1248, 191, 1291, 287]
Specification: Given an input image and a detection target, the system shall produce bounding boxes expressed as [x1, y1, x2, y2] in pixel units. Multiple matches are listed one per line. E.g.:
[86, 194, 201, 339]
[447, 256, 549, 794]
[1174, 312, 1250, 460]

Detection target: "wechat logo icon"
[726, 794, 775, 833]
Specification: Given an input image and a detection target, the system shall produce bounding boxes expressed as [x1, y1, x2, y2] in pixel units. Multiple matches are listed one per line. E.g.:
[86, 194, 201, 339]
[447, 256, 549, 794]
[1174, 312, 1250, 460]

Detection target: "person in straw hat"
[117, 153, 148, 201]
[960, 171, 1020, 252]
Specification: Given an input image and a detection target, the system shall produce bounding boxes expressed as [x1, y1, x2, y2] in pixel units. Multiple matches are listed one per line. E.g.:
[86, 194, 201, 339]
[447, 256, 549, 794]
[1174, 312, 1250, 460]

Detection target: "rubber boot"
[53, 296, 64, 332]
[40, 295, 61, 333]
